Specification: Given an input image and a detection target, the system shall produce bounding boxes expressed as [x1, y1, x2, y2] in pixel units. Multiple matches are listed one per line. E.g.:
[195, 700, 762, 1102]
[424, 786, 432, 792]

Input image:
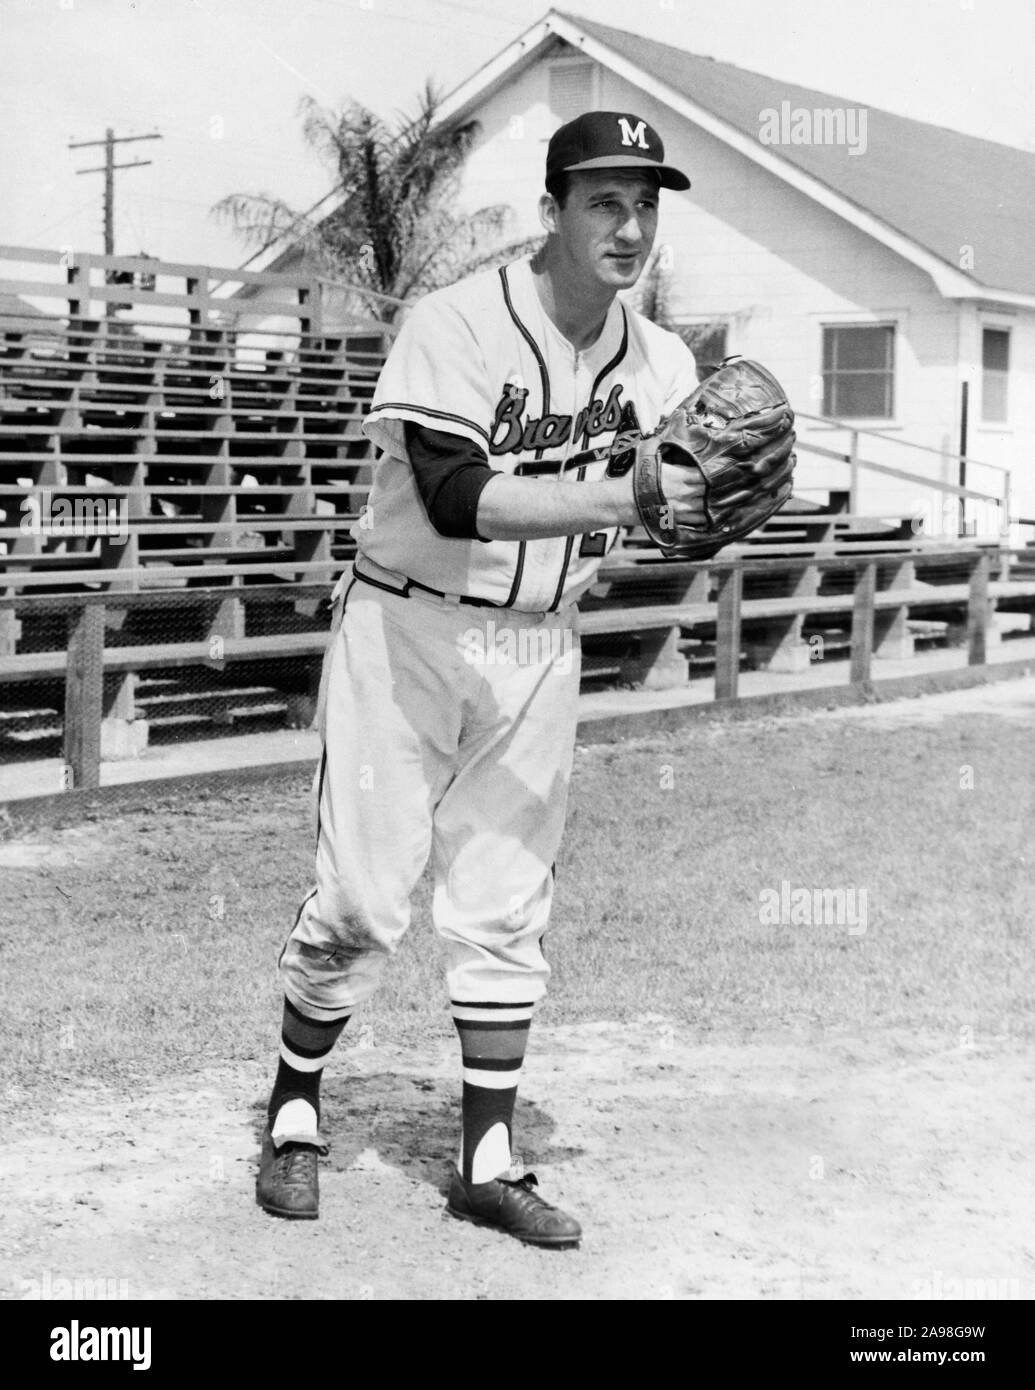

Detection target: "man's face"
[544, 170, 660, 293]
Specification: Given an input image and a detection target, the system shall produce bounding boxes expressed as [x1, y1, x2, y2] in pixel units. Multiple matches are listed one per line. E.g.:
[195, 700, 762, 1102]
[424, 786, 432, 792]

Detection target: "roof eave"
[540, 14, 1035, 304]
[238, 8, 1035, 307]
[943, 284, 1035, 309]
[443, 11, 1035, 307]
[436, 14, 562, 125]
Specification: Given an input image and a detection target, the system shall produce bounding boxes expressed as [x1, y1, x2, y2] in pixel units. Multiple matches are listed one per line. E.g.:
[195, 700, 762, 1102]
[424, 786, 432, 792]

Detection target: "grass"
[3, 701, 1033, 1094]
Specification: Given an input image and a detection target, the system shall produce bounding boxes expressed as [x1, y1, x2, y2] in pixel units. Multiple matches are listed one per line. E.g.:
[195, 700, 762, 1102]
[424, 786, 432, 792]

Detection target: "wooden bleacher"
[0, 320, 383, 593]
[1, 245, 1032, 791]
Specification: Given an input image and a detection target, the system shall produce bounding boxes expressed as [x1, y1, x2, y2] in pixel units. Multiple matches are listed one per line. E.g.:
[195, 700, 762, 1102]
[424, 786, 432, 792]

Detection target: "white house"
[255, 9, 1035, 541]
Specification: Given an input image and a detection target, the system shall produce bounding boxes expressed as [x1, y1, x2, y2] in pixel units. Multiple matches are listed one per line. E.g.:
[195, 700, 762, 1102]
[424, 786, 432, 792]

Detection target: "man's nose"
[615, 213, 644, 244]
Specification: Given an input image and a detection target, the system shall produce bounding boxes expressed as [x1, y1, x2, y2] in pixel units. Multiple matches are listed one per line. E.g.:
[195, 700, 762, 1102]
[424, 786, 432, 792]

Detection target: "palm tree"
[213, 84, 540, 323]
[633, 245, 676, 329]
[632, 245, 729, 379]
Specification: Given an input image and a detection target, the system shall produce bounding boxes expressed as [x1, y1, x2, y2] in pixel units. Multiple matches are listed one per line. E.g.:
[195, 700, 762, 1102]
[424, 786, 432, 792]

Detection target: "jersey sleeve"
[403, 422, 498, 542]
[363, 295, 494, 458]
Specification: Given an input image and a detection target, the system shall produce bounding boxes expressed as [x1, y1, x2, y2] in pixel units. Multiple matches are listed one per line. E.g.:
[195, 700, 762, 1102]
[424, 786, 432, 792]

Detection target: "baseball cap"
[546, 111, 691, 191]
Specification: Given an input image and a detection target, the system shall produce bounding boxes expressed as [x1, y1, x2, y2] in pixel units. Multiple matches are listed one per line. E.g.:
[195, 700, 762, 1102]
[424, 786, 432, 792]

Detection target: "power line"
[14, 195, 99, 245]
[278, 0, 513, 43]
[414, 0, 529, 23]
[132, 193, 230, 210]
[189, 0, 338, 106]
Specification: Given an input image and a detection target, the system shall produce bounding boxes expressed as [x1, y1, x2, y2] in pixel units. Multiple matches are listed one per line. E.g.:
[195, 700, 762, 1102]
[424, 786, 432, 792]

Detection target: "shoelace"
[501, 1173, 555, 1211]
[277, 1145, 318, 1188]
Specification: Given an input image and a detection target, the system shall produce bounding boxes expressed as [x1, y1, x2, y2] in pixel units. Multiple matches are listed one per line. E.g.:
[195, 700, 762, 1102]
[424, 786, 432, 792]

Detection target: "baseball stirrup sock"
[452, 1001, 534, 1184]
[268, 996, 350, 1132]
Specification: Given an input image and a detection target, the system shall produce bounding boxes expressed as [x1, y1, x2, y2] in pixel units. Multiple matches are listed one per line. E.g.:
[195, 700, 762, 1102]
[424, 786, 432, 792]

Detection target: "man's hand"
[658, 461, 710, 526]
[605, 358, 796, 560]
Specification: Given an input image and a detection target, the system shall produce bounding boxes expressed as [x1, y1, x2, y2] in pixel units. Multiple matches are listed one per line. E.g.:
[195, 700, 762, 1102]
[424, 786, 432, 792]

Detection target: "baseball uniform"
[259, 108, 696, 1236]
[278, 254, 697, 1017]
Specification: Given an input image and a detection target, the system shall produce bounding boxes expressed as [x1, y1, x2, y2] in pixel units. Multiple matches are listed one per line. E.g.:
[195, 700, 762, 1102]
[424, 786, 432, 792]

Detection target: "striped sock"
[267, 996, 350, 1131]
[452, 1000, 534, 1184]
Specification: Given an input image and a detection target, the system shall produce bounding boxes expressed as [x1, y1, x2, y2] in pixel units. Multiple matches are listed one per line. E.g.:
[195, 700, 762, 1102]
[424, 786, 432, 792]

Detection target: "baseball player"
[257, 111, 698, 1247]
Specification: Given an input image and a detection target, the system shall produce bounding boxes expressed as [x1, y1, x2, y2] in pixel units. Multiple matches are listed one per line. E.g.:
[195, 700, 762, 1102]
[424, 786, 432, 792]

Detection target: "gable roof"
[566, 13, 1033, 299]
[0, 290, 63, 331]
[0, 291, 54, 319]
[433, 9, 1035, 305]
[240, 9, 1034, 305]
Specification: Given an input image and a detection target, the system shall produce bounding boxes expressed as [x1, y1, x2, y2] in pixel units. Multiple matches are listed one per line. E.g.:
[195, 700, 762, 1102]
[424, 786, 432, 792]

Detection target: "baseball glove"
[606, 358, 796, 560]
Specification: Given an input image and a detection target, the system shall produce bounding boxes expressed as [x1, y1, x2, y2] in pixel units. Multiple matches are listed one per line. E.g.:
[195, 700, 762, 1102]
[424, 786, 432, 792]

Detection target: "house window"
[822, 325, 895, 418]
[549, 61, 595, 122]
[981, 328, 1009, 422]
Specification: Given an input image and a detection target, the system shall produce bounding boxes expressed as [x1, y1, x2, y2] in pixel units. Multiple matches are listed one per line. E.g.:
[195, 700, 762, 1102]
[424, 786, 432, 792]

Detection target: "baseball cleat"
[256, 1128, 328, 1220]
[446, 1167, 582, 1249]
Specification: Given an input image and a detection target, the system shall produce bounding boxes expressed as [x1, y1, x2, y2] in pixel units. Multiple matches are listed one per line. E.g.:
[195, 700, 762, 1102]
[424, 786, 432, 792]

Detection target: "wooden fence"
[4, 544, 1030, 792]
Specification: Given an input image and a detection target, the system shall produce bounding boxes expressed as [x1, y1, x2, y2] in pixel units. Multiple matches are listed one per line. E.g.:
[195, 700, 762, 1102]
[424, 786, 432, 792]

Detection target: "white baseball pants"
[279, 561, 581, 1019]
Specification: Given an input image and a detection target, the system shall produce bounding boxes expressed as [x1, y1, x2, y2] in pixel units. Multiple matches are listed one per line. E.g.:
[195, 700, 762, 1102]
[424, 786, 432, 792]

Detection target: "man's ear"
[538, 193, 560, 236]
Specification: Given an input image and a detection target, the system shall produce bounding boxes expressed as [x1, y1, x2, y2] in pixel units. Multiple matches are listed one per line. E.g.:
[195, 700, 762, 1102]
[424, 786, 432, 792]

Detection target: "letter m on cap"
[617, 117, 649, 149]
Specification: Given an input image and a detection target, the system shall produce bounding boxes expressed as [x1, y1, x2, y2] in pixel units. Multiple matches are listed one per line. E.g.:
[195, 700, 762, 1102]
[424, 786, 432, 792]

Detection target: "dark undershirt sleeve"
[403, 421, 501, 542]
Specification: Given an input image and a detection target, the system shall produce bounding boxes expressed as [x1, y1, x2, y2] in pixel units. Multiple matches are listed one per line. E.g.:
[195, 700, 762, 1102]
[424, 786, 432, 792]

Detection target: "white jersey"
[359, 256, 697, 612]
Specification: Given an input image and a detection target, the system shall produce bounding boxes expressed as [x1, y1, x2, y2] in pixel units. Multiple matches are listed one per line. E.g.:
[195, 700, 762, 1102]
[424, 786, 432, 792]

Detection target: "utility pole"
[69, 127, 162, 315]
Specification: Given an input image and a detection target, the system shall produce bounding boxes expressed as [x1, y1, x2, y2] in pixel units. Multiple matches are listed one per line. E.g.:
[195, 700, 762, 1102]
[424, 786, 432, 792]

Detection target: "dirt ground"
[2, 678, 1034, 1302]
[2, 1024, 1033, 1301]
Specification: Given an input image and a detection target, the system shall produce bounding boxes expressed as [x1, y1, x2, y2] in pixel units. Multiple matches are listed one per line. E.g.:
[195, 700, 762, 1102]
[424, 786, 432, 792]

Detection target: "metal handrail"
[793, 411, 1011, 521]
[797, 410, 1011, 476]
[314, 278, 409, 312]
[793, 437, 1003, 505]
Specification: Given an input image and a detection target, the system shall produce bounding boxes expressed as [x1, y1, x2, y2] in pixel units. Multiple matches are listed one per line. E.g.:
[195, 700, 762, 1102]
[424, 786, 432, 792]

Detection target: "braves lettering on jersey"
[361, 256, 697, 612]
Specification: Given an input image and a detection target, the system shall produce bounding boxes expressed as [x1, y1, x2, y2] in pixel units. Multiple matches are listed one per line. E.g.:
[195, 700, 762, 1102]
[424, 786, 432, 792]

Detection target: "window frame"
[820, 322, 897, 422]
[979, 325, 1010, 425]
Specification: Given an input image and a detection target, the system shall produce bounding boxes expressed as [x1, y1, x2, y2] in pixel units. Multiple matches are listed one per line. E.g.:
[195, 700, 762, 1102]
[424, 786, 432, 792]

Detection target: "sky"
[1, 0, 1032, 270]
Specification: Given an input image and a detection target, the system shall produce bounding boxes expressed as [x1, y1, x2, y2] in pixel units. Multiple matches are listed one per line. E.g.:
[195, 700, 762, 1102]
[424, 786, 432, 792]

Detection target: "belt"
[352, 561, 502, 609]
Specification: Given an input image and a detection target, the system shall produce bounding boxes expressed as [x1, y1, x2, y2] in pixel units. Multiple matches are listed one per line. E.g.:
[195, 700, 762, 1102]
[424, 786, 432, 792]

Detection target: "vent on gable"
[549, 61, 596, 122]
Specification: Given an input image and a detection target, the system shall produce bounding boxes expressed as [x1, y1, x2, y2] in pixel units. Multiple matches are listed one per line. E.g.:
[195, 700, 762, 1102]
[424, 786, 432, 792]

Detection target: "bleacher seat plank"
[0, 631, 329, 682]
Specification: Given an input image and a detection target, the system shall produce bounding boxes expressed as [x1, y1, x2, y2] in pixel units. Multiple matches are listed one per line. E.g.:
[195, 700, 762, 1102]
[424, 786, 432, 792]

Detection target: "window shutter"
[549, 62, 595, 122]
